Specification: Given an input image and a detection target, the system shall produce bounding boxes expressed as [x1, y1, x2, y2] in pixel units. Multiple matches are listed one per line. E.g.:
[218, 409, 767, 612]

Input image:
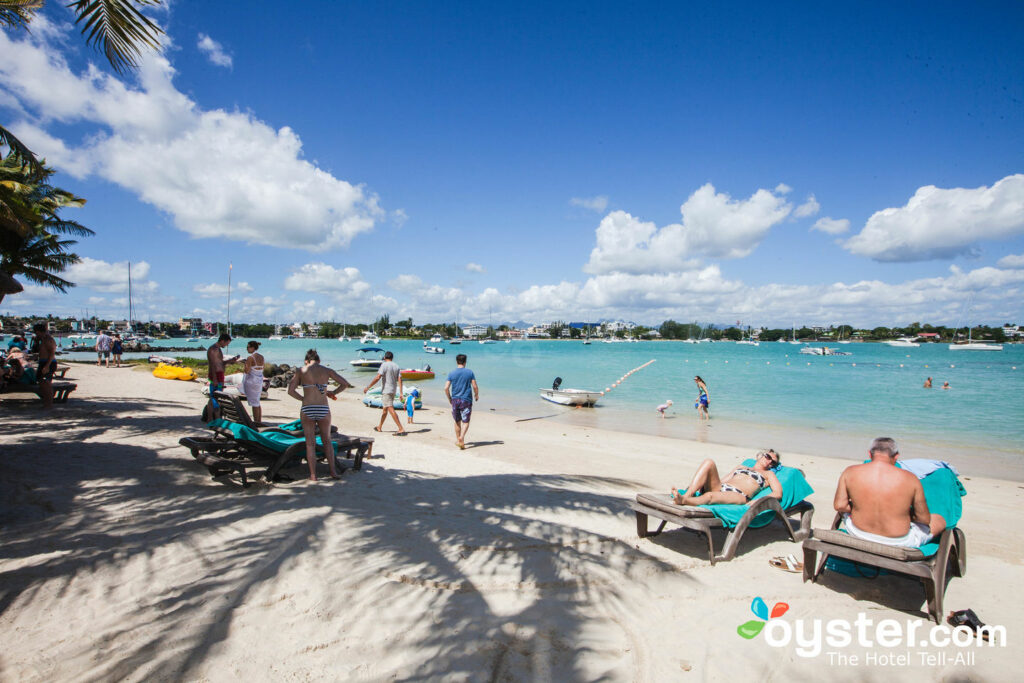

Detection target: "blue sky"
[2, 1, 1023, 327]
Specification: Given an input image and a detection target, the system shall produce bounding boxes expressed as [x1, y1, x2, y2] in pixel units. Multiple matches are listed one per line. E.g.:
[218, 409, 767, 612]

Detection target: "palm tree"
[0, 154, 94, 304]
[0, 0, 164, 171]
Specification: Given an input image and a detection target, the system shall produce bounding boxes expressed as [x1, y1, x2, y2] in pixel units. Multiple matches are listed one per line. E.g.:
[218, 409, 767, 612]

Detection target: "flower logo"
[737, 597, 789, 639]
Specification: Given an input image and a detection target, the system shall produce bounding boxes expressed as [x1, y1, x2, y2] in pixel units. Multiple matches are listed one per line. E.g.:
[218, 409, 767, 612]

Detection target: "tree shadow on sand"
[0, 408, 696, 681]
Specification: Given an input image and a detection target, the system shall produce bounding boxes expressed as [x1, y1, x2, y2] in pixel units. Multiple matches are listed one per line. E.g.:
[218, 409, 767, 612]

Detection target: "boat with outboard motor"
[539, 377, 602, 406]
[350, 347, 386, 370]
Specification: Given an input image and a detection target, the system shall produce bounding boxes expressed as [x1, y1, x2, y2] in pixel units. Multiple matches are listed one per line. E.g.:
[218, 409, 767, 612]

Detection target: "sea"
[109, 337, 1024, 479]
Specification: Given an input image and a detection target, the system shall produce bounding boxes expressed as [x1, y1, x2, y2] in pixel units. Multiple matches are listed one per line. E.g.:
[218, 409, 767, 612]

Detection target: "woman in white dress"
[242, 341, 266, 425]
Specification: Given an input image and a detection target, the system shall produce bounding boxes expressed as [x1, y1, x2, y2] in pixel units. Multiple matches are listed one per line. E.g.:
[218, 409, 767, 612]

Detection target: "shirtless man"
[32, 322, 57, 409]
[205, 334, 239, 420]
[833, 437, 946, 547]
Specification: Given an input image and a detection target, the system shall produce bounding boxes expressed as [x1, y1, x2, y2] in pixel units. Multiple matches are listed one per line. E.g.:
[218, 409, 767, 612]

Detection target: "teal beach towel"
[208, 419, 331, 452]
[676, 459, 814, 529]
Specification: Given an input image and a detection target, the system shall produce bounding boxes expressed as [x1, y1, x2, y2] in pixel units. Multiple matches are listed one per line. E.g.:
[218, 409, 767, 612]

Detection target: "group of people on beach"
[93, 330, 125, 368]
[1, 323, 58, 408]
[205, 336, 480, 481]
[672, 436, 945, 550]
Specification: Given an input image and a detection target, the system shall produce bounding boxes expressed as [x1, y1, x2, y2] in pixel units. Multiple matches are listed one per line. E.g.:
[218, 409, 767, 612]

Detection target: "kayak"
[148, 354, 180, 365]
[400, 369, 435, 381]
[152, 363, 196, 381]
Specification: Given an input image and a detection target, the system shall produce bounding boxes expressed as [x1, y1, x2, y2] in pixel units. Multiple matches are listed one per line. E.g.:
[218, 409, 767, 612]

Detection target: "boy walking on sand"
[445, 353, 479, 449]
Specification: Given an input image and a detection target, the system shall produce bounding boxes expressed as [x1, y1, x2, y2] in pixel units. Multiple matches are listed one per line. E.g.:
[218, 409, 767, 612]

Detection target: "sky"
[2, 1, 1023, 328]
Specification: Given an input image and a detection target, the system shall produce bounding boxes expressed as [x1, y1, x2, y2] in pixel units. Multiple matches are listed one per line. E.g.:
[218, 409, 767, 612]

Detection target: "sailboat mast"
[227, 263, 232, 337]
[127, 262, 133, 332]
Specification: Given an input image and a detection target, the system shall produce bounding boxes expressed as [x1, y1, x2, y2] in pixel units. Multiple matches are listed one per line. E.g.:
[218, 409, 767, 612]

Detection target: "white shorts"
[842, 514, 933, 548]
[381, 392, 396, 407]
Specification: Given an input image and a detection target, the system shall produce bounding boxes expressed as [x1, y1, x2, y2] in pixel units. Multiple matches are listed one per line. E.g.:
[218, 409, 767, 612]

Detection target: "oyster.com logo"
[737, 597, 789, 639]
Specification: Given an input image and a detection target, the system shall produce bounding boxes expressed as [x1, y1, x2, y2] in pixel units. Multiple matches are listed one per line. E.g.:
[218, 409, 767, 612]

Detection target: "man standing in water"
[445, 353, 479, 449]
[206, 333, 238, 420]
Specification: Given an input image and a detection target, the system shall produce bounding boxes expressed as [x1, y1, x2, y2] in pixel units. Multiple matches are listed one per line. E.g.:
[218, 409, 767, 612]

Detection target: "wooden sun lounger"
[0, 381, 77, 403]
[180, 427, 374, 488]
[630, 493, 814, 564]
[802, 512, 967, 623]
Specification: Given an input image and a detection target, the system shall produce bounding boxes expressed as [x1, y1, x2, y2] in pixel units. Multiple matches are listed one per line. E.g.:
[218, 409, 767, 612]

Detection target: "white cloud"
[197, 33, 232, 68]
[997, 253, 1024, 268]
[570, 195, 609, 212]
[391, 209, 408, 226]
[64, 257, 158, 293]
[283, 263, 371, 297]
[811, 217, 851, 235]
[844, 174, 1024, 262]
[465, 262, 485, 273]
[775, 183, 792, 195]
[0, 25, 383, 251]
[794, 194, 820, 218]
[584, 184, 791, 274]
[193, 281, 253, 298]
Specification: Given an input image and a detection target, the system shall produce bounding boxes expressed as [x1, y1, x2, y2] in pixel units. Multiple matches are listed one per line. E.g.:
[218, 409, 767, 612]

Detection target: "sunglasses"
[762, 451, 779, 467]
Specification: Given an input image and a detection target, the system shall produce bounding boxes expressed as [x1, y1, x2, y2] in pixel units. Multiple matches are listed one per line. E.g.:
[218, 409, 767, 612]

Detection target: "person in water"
[923, 377, 932, 388]
[693, 376, 709, 420]
[832, 437, 945, 548]
[656, 399, 673, 418]
[672, 449, 782, 505]
[287, 349, 353, 481]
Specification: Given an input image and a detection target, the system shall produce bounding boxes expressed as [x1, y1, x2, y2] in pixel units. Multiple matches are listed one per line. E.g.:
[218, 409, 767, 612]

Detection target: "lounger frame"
[212, 391, 338, 436]
[0, 381, 77, 403]
[630, 494, 814, 564]
[802, 512, 966, 623]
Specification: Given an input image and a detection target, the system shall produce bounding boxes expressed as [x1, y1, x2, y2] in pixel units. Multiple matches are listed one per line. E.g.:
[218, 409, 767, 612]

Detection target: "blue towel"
[676, 459, 814, 529]
[208, 419, 331, 452]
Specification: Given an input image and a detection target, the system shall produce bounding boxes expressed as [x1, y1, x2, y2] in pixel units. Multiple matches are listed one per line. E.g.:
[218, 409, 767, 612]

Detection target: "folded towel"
[899, 458, 961, 481]
[208, 418, 331, 451]
[676, 459, 814, 529]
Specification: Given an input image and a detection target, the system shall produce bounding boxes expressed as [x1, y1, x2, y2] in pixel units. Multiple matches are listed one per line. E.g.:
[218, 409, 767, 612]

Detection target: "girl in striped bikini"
[287, 349, 353, 481]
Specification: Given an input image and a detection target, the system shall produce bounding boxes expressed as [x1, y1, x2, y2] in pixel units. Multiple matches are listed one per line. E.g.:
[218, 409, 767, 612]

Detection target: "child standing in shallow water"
[656, 399, 673, 418]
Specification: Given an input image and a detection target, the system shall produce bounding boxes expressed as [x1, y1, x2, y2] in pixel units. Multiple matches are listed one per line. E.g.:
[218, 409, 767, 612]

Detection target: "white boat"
[949, 342, 1003, 351]
[423, 342, 446, 354]
[884, 337, 920, 347]
[582, 339, 592, 345]
[736, 340, 759, 346]
[186, 337, 200, 342]
[337, 324, 352, 342]
[799, 346, 851, 356]
[449, 337, 463, 345]
[349, 347, 385, 371]
[429, 333, 444, 344]
[478, 338, 497, 344]
[948, 326, 1002, 351]
[360, 331, 381, 345]
[539, 387, 602, 406]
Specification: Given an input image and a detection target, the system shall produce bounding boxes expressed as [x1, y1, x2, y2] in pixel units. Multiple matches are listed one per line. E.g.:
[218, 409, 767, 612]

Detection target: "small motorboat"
[429, 333, 444, 343]
[884, 337, 920, 347]
[350, 346, 385, 371]
[799, 346, 851, 356]
[423, 342, 446, 354]
[539, 377, 602, 407]
[360, 331, 381, 345]
[478, 338, 497, 344]
[401, 368, 435, 381]
[449, 337, 462, 345]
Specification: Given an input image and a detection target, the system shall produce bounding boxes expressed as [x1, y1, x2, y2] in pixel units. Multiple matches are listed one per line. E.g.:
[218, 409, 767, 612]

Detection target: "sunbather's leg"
[679, 490, 748, 506]
[674, 459, 723, 504]
[929, 513, 947, 537]
[301, 414, 319, 481]
[317, 414, 340, 478]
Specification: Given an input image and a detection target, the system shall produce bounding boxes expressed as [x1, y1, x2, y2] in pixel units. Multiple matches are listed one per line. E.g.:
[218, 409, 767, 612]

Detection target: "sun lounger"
[630, 463, 815, 564]
[0, 381, 77, 403]
[211, 390, 338, 435]
[801, 468, 967, 623]
[180, 419, 373, 487]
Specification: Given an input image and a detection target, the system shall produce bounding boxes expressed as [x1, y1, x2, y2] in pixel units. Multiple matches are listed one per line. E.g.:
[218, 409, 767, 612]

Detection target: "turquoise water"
[117, 338, 1024, 478]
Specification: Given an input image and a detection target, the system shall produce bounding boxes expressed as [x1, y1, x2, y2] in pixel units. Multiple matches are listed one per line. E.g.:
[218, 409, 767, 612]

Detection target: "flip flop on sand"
[947, 609, 990, 641]
[769, 554, 803, 573]
[373, 427, 382, 432]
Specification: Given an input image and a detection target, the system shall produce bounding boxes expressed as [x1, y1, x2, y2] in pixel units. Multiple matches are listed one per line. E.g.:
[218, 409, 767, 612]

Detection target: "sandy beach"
[0, 363, 1020, 681]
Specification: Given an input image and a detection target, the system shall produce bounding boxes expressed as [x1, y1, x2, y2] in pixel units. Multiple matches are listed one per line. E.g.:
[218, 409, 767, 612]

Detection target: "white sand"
[0, 363, 1020, 681]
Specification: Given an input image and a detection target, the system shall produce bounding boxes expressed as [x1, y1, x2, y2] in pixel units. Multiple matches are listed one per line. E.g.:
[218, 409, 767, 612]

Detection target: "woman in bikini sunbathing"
[287, 349, 353, 481]
[672, 449, 783, 505]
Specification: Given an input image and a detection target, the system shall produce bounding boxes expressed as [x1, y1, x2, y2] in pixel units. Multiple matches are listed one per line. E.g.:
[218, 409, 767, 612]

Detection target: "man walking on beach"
[445, 353, 479, 449]
[205, 334, 238, 420]
[32, 322, 57, 409]
[95, 329, 112, 368]
[364, 350, 406, 434]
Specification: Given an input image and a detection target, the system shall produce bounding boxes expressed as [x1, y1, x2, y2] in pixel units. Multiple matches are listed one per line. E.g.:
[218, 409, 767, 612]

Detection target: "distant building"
[462, 324, 488, 338]
[179, 317, 203, 333]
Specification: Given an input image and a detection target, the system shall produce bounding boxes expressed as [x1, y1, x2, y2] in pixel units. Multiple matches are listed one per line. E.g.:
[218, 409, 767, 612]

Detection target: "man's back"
[844, 463, 921, 537]
[447, 367, 475, 400]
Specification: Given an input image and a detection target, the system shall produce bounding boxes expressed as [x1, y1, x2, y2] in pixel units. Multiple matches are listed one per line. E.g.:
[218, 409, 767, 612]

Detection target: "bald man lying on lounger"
[833, 437, 946, 548]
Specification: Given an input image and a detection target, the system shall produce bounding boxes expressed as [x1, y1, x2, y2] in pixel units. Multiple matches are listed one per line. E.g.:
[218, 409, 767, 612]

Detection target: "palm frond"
[42, 217, 95, 237]
[68, 0, 164, 74]
[0, 0, 42, 31]
[0, 124, 43, 177]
